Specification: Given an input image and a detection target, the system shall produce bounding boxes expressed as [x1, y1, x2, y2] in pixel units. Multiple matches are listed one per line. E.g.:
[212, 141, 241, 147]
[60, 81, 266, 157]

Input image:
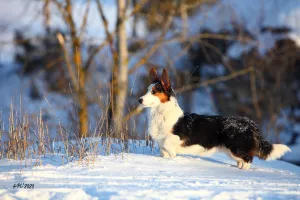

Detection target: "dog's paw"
[168, 152, 177, 158]
[237, 160, 243, 169]
[237, 160, 251, 170]
[160, 150, 170, 158]
[161, 154, 170, 158]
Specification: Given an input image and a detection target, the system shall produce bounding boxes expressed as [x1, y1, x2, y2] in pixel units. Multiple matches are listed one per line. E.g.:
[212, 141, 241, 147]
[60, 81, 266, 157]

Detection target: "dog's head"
[138, 68, 174, 107]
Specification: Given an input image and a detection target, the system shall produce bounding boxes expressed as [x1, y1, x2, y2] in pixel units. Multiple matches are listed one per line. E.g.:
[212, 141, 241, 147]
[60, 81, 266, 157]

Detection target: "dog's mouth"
[141, 103, 153, 107]
[140, 102, 155, 107]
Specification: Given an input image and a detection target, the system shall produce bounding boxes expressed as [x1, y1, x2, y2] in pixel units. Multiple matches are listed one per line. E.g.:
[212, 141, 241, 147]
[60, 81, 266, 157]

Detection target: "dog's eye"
[151, 90, 156, 94]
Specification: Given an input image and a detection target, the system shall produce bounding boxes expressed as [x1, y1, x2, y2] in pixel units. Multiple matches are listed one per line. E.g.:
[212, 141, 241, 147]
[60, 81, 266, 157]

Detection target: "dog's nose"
[138, 98, 143, 104]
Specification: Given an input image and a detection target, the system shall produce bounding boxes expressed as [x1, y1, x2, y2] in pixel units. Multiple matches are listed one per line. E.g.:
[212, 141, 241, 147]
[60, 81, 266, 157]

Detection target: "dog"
[138, 68, 291, 170]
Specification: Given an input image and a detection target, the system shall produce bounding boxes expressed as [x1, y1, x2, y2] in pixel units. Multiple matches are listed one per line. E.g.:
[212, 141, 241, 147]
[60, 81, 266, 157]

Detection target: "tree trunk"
[78, 86, 88, 138]
[66, 0, 89, 138]
[114, 0, 129, 135]
[73, 36, 89, 138]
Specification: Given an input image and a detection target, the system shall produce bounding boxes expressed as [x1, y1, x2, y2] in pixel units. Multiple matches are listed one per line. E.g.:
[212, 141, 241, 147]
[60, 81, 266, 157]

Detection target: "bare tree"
[54, 0, 89, 138]
[114, 0, 129, 134]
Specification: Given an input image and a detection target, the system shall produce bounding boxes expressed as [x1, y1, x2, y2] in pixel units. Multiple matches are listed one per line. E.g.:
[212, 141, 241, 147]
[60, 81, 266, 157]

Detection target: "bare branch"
[95, 0, 118, 71]
[128, 8, 175, 74]
[79, 0, 91, 40]
[186, 0, 217, 10]
[125, 0, 149, 20]
[175, 67, 254, 93]
[125, 106, 144, 121]
[180, 0, 188, 39]
[43, 0, 51, 31]
[65, 0, 78, 40]
[52, 0, 68, 23]
[128, 31, 253, 74]
[96, 0, 115, 46]
[162, 33, 253, 46]
[95, 0, 119, 125]
[199, 40, 235, 72]
[56, 32, 78, 87]
[84, 41, 108, 70]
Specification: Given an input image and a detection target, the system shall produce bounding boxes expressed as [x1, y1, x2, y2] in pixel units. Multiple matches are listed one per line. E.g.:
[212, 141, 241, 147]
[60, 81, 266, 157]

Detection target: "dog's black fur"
[172, 113, 273, 163]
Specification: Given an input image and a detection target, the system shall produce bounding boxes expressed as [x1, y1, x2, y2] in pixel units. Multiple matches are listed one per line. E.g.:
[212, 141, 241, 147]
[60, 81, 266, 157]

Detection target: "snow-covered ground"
[1, 1, 300, 198]
[1, 148, 300, 200]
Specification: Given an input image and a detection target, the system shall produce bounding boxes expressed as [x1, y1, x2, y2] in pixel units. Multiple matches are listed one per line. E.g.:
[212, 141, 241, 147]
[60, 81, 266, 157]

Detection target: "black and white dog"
[138, 68, 291, 169]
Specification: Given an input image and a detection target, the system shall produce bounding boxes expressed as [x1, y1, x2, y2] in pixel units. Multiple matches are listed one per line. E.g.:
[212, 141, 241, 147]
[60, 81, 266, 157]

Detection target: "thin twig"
[176, 67, 254, 93]
[96, 0, 115, 47]
[128, 7, 175, 74]
[125, 106, 144, 121]
[125, 0, 149, 20]
[84, 40, 108, 70]
[128, 33, 253, 74]
[79, 0, 91, 40]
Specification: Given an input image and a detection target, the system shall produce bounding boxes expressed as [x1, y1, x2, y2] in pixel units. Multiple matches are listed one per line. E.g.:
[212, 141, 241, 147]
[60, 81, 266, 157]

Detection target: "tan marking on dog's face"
[152, 85, 169, 103]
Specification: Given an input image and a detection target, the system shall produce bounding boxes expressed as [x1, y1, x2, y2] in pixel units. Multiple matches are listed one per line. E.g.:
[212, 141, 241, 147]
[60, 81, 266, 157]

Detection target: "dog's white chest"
[147, 100, 184, 142]
[148, 109, 165, 140]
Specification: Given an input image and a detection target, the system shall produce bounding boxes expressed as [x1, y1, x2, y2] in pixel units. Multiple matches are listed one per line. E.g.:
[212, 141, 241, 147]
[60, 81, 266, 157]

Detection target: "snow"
[227, 42, 253, 59]
[1, 1, 300, 198]
[0, 144, 300, 200]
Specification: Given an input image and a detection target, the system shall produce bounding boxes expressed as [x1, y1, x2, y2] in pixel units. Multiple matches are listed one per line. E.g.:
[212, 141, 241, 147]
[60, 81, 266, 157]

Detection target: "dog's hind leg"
[229, 149, 253, 170]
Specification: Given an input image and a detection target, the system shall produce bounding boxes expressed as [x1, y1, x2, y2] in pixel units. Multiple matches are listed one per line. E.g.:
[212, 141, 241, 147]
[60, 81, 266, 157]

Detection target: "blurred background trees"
[0, 0, 299, 163]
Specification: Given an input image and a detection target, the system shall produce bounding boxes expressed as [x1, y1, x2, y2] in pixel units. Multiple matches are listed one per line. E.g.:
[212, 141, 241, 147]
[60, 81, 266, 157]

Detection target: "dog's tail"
[256, 138, 291, 161]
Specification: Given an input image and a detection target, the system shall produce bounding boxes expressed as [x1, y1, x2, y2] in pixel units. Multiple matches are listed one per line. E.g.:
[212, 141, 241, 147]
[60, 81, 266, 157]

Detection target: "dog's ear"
[161, 68, 171, 90]
[149, 68, 159, 83]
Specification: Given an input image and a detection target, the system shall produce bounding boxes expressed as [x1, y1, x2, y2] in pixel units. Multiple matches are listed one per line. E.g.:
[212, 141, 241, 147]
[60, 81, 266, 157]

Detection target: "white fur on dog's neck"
[148, 96, 183, 142]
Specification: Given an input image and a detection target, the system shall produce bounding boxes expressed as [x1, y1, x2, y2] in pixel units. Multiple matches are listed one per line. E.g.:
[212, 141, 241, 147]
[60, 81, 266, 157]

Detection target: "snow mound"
[0, 152, 299, 199]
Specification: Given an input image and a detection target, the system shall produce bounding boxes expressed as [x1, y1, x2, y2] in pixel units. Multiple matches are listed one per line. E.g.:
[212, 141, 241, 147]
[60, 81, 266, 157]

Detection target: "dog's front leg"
[160, 148, 170, 158]
[157, 140, 170, 158]
[161, 135, 180, 158]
